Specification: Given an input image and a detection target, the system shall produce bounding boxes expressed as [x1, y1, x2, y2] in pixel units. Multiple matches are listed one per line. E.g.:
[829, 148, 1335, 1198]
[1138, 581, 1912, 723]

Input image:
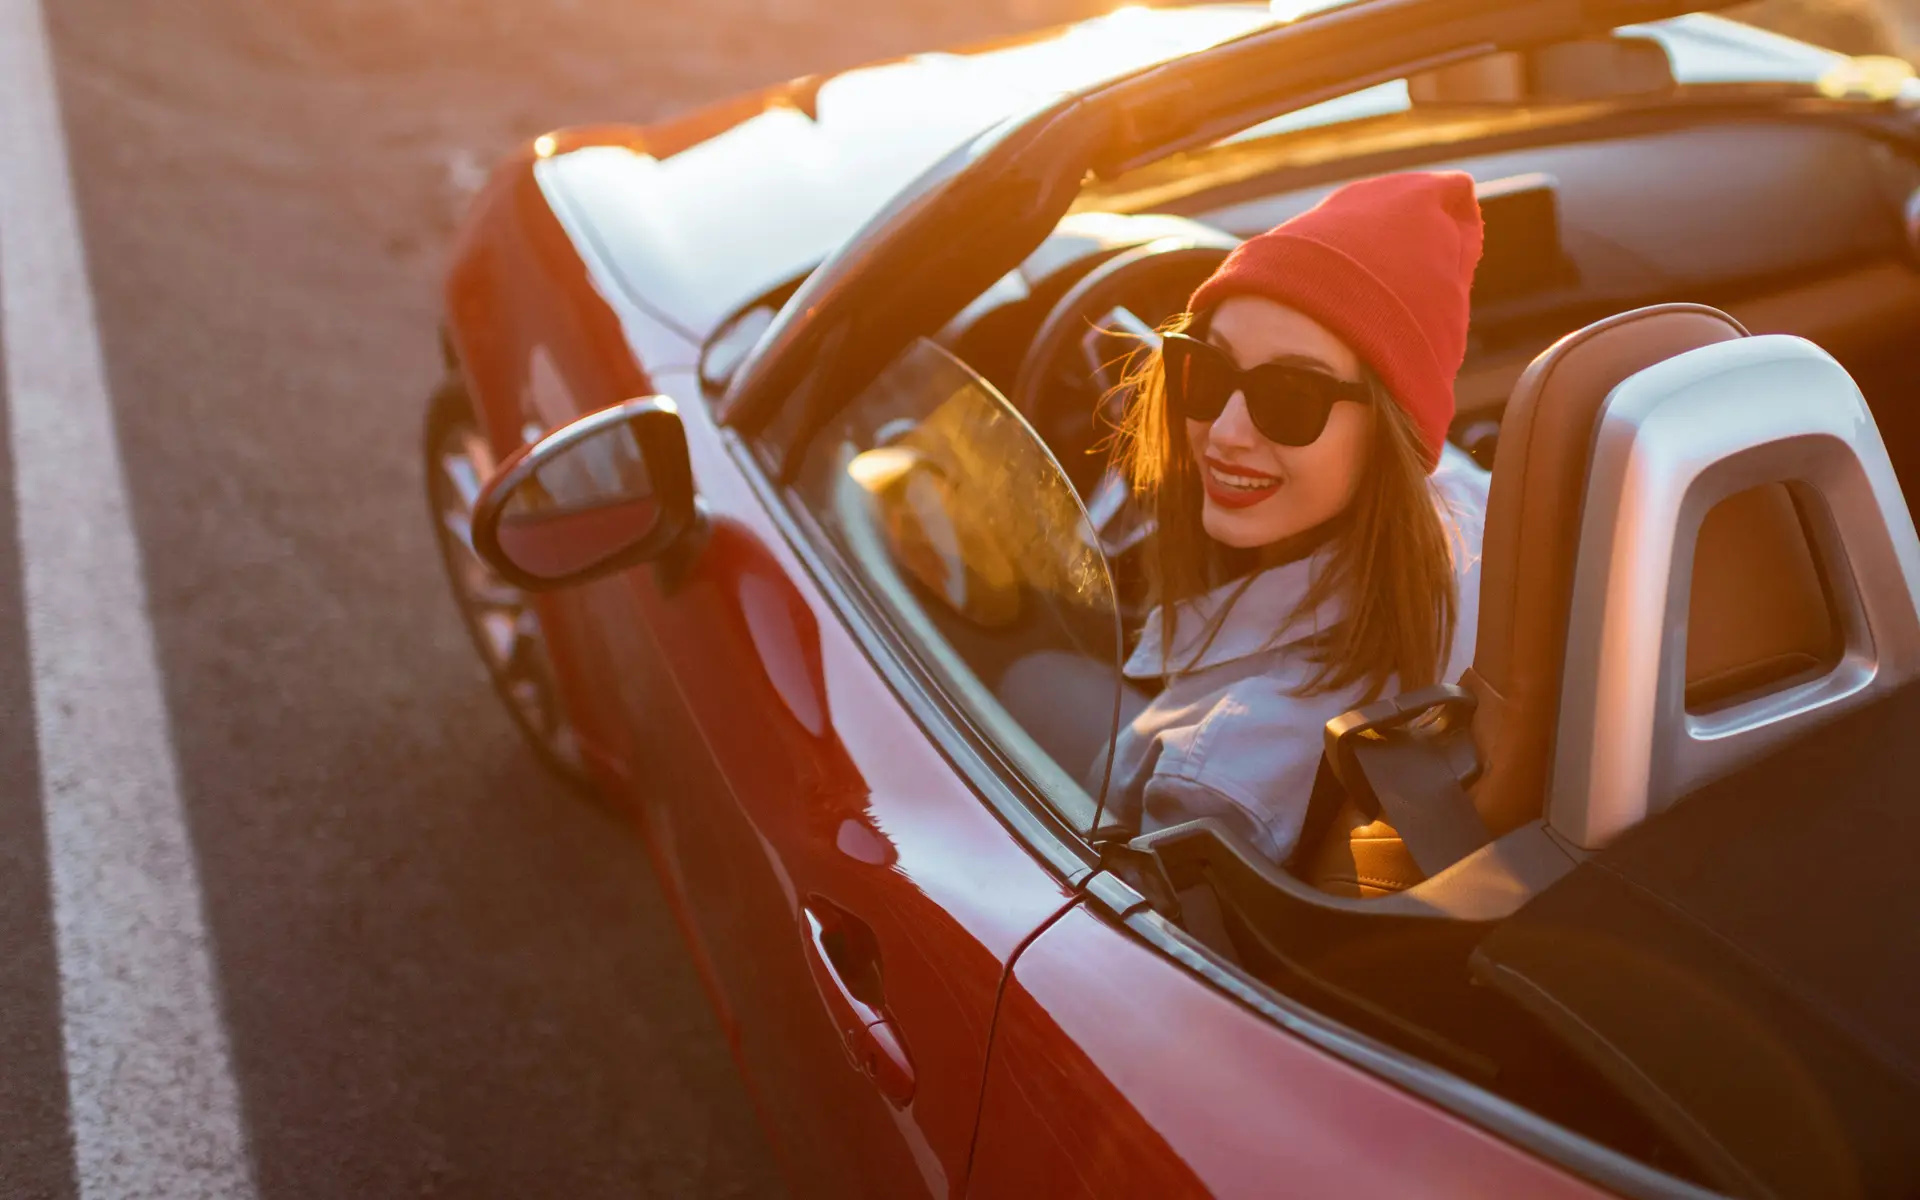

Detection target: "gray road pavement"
[0, 0, 1095, 1196]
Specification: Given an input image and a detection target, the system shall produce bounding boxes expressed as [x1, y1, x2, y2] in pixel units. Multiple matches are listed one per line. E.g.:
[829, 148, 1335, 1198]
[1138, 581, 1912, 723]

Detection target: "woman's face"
[1184, 295, 1373, 550]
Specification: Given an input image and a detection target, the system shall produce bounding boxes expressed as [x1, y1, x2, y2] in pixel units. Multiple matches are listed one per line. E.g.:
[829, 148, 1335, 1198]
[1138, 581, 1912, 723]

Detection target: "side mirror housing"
[472, 396, 696, 589]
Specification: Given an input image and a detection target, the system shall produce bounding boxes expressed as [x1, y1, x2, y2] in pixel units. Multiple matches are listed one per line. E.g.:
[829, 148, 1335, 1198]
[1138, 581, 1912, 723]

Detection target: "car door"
[574, 345, 1126, 1197]
[965, 898, 1621, 1198]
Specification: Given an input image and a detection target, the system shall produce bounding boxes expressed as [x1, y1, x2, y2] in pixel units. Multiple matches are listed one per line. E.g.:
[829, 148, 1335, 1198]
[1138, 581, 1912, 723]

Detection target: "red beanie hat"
[1188, 171, 1484, 470]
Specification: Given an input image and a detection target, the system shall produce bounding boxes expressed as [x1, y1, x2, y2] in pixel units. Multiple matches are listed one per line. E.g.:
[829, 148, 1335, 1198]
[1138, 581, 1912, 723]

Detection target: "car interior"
[720, 22, 1920, 1195]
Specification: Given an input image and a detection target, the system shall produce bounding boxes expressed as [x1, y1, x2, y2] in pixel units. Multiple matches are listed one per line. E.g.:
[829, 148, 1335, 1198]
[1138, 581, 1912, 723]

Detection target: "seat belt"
[1286, 756, 1348, 876]
[1322, 684, 1491, 879]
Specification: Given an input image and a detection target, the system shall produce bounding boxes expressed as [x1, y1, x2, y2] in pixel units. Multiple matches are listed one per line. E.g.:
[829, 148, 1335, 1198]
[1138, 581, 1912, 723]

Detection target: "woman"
[1101, 170, 1490, 866]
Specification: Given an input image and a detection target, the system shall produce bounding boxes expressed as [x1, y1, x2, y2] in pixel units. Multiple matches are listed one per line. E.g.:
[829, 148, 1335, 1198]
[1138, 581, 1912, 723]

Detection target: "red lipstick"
[1200, 457, 1282, 510]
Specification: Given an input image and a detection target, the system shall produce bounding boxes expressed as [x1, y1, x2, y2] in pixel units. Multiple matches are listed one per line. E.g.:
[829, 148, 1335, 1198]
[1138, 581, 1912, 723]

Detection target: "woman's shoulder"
[1431, 442, 1490, 580]
[1430, 441, 1490, 679]
[1431, 442, 1491, 523]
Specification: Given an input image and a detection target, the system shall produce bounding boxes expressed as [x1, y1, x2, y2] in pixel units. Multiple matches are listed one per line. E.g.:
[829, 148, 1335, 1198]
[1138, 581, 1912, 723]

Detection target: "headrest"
[1464, 304, 1748, 836]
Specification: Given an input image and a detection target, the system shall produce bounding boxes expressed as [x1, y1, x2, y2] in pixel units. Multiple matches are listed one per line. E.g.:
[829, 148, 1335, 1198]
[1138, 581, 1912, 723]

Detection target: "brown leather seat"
[1684, 482, 1838, 710]
[1308, 304, 1840, 898]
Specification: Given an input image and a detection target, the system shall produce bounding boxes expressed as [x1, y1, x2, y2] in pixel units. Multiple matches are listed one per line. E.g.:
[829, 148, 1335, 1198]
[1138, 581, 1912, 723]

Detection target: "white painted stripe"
[0, 2, 257, 1197]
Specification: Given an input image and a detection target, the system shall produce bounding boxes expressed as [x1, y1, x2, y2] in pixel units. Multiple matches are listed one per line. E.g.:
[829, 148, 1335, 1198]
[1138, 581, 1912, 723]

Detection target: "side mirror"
[472, 396, 696, 589]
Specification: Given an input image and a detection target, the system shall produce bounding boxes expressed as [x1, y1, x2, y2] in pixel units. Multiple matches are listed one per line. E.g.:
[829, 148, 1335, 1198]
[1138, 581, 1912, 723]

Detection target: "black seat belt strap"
[1323, 684, 1490, 878]
[1287, 755, 1348, 875]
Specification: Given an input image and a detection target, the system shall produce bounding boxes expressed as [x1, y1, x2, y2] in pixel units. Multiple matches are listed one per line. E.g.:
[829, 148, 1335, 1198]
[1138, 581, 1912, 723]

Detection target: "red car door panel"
[967, 902, 1610, 1199]
[446, 177, 1095, 1194]
[559, 383, 1080, 1196]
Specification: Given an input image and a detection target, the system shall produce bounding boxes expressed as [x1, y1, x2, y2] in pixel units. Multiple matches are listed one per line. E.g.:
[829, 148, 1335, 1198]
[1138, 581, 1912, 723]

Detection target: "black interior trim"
[1473, 679, 1920, 1198]
[1114, 906, 1721, 1200]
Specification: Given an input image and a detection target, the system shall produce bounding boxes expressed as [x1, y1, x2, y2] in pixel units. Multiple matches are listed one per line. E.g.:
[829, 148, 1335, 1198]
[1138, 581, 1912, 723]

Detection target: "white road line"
[0, 2, 257, 1197]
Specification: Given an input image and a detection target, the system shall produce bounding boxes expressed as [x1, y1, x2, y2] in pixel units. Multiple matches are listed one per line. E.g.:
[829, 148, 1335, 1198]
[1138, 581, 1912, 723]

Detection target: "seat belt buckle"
[1323, 683, 1478, 804]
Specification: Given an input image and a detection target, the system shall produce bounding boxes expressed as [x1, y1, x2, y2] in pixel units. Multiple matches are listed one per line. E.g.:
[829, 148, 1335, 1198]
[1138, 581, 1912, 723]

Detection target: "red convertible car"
[425, 0, 1920, 1194]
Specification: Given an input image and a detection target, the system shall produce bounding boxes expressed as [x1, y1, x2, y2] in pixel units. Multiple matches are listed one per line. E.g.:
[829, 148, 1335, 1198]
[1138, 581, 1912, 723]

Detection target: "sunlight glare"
[1816, 55, 1914, 102]
[846, 446, 921, 493]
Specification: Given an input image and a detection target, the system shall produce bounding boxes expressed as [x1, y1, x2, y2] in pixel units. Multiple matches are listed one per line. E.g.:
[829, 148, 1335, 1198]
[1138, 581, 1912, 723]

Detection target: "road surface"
[0, 0, 1096, 1195]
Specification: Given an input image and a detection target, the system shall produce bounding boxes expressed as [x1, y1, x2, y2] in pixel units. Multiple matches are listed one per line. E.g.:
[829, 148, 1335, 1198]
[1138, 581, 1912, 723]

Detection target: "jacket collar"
[1123, 548, 1348, 680]
[1123, 451, 1490, 683]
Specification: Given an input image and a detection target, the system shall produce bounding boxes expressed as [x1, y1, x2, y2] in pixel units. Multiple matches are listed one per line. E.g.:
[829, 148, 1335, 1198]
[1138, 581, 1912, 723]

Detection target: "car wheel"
[424, 374, 592, 788]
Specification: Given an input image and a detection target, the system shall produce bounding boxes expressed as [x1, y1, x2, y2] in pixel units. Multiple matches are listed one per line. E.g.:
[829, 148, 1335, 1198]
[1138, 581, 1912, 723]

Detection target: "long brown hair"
[1110, 311, 1460, 704]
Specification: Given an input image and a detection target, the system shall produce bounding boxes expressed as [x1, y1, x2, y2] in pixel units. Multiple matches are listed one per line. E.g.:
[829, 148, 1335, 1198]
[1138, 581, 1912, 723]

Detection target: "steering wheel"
[1008, 230, 1240, 626]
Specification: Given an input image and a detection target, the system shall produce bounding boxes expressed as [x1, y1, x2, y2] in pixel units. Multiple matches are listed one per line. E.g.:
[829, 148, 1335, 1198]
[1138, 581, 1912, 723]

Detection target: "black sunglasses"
[1161, 332, 1371, 447]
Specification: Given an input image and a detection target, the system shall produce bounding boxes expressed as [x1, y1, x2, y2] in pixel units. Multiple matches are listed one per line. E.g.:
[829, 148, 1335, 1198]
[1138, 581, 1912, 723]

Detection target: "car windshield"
[788, 338, 1127, 834]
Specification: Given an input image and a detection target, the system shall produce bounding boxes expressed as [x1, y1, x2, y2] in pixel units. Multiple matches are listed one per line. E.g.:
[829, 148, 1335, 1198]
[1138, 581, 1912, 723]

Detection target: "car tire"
[423, 372, 594, 791]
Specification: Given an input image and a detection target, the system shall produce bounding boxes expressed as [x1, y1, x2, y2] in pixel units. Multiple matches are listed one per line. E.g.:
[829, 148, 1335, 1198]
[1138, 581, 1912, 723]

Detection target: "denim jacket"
[1101, 447, 1490, 863]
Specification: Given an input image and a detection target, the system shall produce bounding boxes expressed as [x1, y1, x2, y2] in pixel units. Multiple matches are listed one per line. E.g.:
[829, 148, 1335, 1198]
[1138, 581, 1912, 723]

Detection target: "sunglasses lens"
[1250, 367, 1358, 447]
[1164, 337, 1233, 422]
[1248, 386, 1328, 447]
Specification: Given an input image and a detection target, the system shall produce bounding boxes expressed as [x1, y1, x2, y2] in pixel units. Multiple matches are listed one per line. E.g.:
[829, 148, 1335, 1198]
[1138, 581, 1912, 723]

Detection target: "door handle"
[802, 902, 915, 1107]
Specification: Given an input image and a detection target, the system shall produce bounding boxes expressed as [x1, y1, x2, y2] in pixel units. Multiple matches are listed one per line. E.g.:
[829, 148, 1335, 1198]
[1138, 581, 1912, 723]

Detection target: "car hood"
[534, 4, 1277, 346]
[532, 4, 1856, 347]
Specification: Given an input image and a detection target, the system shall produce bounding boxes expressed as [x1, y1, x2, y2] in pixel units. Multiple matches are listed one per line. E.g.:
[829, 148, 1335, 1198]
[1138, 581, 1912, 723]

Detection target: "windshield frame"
[718, 0, 1730, 463]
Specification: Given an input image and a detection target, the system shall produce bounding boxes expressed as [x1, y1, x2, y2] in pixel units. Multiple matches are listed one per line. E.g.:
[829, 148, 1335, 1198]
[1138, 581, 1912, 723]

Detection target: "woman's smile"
[1201, 455, 1284, 509]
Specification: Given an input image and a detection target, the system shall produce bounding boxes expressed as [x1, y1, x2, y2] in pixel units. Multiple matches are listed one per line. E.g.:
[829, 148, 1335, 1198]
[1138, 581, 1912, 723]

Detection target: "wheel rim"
[430, 412, 586, 774]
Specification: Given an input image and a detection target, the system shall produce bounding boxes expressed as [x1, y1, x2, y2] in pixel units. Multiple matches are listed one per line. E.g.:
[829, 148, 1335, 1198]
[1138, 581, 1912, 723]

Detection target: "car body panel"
[561, 449, 1082, 1194]
[967, 902, 1609, 1198]
[446, 156, 1083, 1194]
[528, 4, 1276, 343]
[442, 142, 681, 785]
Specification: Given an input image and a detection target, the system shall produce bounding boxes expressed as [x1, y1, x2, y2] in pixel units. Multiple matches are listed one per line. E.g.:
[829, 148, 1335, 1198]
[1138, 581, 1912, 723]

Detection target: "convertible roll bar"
[1549, 334, 1920, 849]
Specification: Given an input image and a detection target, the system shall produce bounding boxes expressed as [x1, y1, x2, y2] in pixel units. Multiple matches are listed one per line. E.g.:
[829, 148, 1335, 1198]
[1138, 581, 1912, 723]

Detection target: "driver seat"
[1305, 303, 1845, 896]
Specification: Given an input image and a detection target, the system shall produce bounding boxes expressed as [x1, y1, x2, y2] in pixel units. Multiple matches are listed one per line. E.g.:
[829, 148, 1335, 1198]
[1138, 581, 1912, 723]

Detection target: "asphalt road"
[0, 0, 1096, 1196]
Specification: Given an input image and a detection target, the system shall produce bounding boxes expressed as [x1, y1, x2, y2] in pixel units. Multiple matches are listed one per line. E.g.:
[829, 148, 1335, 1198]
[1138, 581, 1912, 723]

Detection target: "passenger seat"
[1306, 304, 1847, 897]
